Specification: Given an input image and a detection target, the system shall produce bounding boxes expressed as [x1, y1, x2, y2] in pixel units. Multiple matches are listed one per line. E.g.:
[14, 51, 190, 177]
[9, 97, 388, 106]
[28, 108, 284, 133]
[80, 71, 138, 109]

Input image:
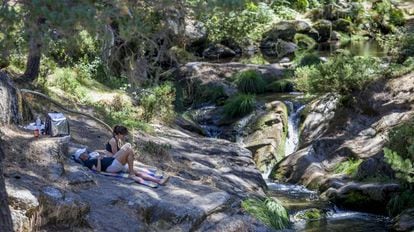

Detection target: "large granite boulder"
[262, 21, 298, 42]
[260, 40, 298, 58]
[202, 44, 237, 59]
[244, 101, 288, 173]
[324, 182, 400, 213]
[7, 184, 39, 232]
[393, 208, 414, 232]
[184, 17, 208, 49]
[313, 20, 333, 42]
[4, 122, 272, 231]
[299, 93, 340, 147]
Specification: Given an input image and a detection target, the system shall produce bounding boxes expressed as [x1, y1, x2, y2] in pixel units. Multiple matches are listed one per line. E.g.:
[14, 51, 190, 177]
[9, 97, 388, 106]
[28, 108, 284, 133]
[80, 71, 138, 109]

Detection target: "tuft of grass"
[223, 94, 256, 118]
[265, 79, 294, 93]
[235, 70, 266, 94]
[296, 52, 322, 67]
[242, 197, 290, 230]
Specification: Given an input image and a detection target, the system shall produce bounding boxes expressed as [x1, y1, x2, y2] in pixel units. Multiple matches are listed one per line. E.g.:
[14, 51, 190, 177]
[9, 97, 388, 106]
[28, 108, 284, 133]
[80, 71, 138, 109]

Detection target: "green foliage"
[372, 0, 406, 27]
[223, 94, 256, 118]
[54, 68, 86, 100]
[269, 1, 299, 20]
[296, 52, 322, 67]
[387, 190, 414, 216]
[293, 0, 309, 11]
[139, 82, 176, 123]
[294, 53, 382, 94]
[384, 123, 414, 195]
[384, 120, 414, 216]
[294, 34, 316, 51]
[334, 158, 362, 177]
[239, 54, 269, 65]
[92, 101, 151, 132]
[379, 32, 414, 62]
[386, 121, 414, 161]
[383, 58, 414, 78]
[235, 70, 266, 94]
[197, 85, 227, 105]
[295, 208, 325, 221]
[265, 79, 293, 93]
[242, 198, 290, 230]
[202, 2, 276, 43]
[384, 148, 414, 184]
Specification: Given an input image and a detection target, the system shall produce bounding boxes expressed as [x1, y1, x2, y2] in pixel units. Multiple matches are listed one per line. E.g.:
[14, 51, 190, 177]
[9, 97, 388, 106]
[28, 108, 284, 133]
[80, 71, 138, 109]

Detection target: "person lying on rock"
[74, 145, 168, 185]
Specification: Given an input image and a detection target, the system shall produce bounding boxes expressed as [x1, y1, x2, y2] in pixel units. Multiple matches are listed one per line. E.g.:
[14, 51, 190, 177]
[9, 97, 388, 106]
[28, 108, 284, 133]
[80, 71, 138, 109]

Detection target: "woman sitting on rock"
[104, 125, 157, 175]
[106, 125, 128, 155]
[74, 145, 168, 185]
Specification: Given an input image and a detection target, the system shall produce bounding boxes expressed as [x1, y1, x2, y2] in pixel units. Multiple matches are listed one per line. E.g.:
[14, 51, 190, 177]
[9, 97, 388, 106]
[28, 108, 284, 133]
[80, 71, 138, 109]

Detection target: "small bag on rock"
[45, 112, 70, 136]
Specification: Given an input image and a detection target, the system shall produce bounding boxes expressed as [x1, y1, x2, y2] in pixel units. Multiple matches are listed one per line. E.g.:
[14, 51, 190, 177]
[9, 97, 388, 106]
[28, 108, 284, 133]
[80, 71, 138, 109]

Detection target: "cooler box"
[45, 112, 70, 136]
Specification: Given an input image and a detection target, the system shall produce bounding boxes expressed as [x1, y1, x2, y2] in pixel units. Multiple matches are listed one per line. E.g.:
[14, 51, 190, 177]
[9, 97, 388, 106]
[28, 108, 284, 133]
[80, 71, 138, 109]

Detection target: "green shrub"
[203, 2, 276, 43]
[266, 79, 294, 92]
[384, 58, 414, 78]
[223, 94, 256, 118]
[270, 1, 299, 20]
[91, 101, 151, 132]
[296, 52, 322, 67]
[240, 54, 269, 65]
[384, 148, 414, 184]
[384, 120, 414, 216]
[334, 158, 362, 177]
[386, 121, 414, 161]
[242, 198, 290, 230]
[293, 0, 309, 11]
[295, 208, 325, 221]
[389, 8, 405, 26]
[294, 53, 382, 94]
[139, 82, 176, 123]
[294, 34, 316, 51]
[372, 0, 406, 28]
[54, 68, 86, 99]
[293, 65, 318, 92]
[235, 70, 266, 94]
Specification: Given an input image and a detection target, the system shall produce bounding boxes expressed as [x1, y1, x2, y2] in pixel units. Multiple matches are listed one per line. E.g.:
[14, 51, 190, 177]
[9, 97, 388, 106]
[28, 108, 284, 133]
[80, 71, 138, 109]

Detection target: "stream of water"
[265, 97, 390, 231]
[267, 181, 390, 232]
[284, 101, 306, 156]
[192, 93, 391, 231]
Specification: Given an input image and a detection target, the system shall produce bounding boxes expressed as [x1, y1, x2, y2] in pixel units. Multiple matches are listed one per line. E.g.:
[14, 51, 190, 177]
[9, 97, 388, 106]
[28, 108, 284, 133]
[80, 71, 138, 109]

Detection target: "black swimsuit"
[106, 137, 120, 153]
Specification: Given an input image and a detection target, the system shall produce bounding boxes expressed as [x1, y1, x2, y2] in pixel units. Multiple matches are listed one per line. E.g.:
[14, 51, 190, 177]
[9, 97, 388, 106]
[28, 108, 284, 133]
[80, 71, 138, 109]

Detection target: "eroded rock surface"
[272, 73, 414, 213]
[3, 123, 271, 231]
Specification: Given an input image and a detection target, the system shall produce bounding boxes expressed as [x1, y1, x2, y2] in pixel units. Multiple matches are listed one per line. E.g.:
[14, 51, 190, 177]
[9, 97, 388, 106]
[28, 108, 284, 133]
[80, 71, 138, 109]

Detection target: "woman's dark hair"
[113, 125, 128, 136]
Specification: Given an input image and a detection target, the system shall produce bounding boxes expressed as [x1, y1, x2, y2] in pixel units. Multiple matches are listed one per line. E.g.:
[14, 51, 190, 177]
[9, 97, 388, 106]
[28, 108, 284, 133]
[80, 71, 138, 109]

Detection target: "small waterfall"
[284, 101, 305, 156]
[193, 105, 223, 138]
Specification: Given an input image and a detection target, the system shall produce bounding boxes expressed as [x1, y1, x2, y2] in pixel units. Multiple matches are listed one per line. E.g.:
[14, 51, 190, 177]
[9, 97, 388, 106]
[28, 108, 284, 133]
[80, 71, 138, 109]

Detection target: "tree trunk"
[22, 32, 42, 81]
[0, 143, 13, 232]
